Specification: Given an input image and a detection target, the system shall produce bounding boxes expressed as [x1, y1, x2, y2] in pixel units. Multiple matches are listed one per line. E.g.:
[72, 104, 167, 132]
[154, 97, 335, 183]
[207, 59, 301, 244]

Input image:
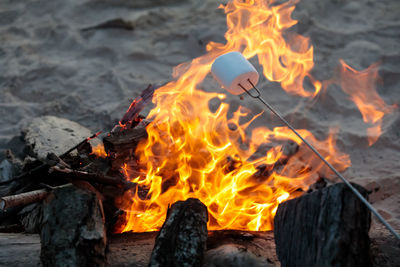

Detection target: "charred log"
[103, 122, 148, 156]
[149, 198, 208, 267]
[40, 184, 106, 267]
[274, 183, 372, 267]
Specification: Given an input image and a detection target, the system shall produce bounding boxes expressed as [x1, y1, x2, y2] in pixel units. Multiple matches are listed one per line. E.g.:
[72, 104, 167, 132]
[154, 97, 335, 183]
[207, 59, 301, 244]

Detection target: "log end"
[274, 183, 372, 267]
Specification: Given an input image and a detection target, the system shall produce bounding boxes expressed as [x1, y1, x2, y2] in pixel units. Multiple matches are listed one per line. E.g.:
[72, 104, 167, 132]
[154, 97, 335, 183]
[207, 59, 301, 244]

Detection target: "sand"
[0, 0, 399, 254]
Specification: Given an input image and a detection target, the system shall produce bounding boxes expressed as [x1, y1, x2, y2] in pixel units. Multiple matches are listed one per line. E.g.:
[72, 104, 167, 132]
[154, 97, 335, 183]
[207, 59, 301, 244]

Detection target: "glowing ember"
[91, 144, 107, 158]
[338, 60, 396, 146]
[115, 0, 352, 233]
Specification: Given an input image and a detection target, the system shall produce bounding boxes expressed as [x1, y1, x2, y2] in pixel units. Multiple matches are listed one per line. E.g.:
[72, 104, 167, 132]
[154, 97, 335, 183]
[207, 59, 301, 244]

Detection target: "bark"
[40, 184, 106, 267]
[274, 183, 372, 267]
[0, 184, 72, 211]
[0, 188, 49, 210]
[149, 198, 208, 267]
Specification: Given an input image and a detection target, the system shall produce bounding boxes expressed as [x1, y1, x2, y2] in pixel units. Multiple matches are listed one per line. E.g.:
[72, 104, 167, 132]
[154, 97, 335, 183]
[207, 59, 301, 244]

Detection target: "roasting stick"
[211, 52, 400, 241]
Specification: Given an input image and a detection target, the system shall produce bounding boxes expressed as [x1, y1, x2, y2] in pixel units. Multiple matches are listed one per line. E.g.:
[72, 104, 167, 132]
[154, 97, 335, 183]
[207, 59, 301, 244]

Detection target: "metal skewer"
[238, 79, 400, 241]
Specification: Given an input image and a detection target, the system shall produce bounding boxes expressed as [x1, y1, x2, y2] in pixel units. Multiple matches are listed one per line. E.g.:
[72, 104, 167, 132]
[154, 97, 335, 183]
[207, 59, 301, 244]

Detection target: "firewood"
[103, 121, 148, 154]
[0, 132, 101, 188]
[50, 166, 136, 190]
[0, 184, 71, 211]
[40, 184, 106, 267]
[274, 183, 372, 267]
[118, 84, 155, 127]
[149, 198, 208, 267]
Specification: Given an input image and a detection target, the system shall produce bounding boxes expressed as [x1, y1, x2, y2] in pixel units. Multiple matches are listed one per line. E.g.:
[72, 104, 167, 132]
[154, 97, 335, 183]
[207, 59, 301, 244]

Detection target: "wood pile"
[0, 84, 383, 266]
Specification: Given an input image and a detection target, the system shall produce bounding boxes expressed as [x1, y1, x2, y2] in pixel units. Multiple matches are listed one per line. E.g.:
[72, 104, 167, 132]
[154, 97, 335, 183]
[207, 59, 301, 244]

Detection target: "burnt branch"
[50, 166, 135, 190]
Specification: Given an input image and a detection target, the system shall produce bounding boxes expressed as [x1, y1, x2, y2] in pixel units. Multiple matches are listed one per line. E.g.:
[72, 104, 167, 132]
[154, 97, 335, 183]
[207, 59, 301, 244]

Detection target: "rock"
[23, 116, 92, 161]
[40, 184, 106, 267]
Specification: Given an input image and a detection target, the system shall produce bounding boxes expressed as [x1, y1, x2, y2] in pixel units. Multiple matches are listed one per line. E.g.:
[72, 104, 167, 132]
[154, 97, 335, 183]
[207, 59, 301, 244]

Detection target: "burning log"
[103, 120, 148, 154]
[149, 198, 208, 267]
[40, 184, 106, 267]
[274, 183, 372, 267]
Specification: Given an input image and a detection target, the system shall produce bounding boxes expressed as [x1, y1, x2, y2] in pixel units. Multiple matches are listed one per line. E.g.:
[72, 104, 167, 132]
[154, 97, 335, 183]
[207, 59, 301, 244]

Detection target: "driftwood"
[149, 198, 208, 267]
[274, 183, 372, 267]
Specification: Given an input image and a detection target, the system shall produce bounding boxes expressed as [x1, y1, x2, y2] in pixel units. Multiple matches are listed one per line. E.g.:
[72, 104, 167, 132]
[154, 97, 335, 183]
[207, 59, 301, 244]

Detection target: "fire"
[116, 0, 351, 232]
[338, 60, 396, 146]
[91, 143, 107, 158]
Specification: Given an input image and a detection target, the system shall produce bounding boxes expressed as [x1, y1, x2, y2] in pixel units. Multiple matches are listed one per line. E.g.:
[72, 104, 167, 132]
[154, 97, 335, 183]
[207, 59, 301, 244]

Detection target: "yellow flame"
[91, 143, 107, 158]
[117, 0, 350, 232]
[338, 60, 396, 146]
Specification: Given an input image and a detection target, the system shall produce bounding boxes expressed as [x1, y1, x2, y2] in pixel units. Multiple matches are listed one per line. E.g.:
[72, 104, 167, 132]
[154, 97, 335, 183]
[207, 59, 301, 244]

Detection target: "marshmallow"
[211, 52, 259, 95]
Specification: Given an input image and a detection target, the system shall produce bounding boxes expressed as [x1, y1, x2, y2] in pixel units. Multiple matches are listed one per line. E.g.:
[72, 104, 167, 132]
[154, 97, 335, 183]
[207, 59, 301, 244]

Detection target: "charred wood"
[118, 84, 155, 128]
[50, 166, 135, 190]
[18, 203, 43, 233]
[104, 121, 148, 155]
[149, 198, 208, 267]
[274, 182, 372, 267]
[81, 18, 135, 32]
[40, 184, 106, 267]
[0, 132, 101, 190]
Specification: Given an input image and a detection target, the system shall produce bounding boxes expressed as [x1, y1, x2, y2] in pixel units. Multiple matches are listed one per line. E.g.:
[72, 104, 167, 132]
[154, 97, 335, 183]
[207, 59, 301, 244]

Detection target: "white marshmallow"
[211, 52, 259, 95]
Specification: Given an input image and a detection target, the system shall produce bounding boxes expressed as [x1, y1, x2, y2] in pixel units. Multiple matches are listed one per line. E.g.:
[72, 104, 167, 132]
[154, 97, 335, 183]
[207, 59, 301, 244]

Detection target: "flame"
[338, 60, 396, 145]
[91, 143, 107, 158]
[116, 0, 350, 232]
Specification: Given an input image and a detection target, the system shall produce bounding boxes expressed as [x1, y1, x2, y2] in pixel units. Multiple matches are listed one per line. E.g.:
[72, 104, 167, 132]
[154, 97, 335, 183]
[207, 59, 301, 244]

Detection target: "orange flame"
[117, 0, 350, 232]
[91, 143, 107, 158]
[338, 60, 396, 145]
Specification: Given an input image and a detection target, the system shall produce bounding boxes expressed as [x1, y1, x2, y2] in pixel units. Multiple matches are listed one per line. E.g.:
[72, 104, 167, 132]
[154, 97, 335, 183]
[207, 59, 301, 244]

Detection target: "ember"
[91, 143, 108, 158]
